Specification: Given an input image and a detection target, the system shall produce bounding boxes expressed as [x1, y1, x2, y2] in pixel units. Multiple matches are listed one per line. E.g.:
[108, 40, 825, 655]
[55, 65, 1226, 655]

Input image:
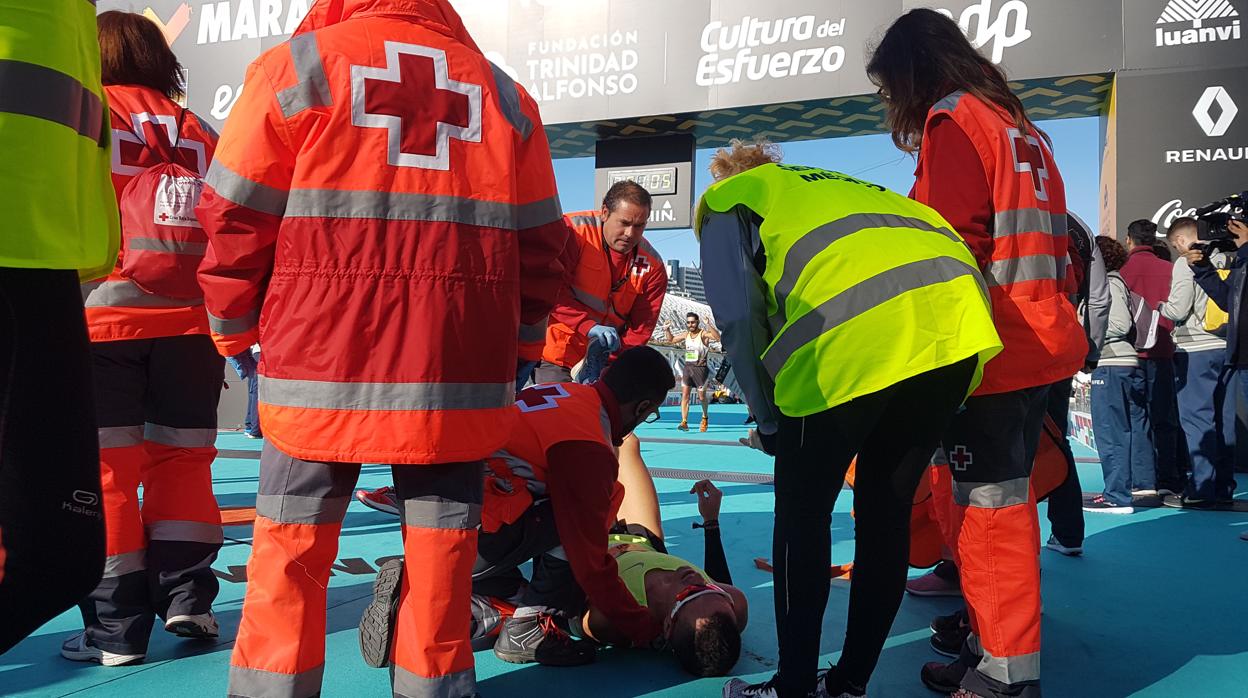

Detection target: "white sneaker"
[723, 677, 780, 698]
[60, 632, 144, 666]
[165, 611, 219, 639]
[1131, 489, 1158, 496]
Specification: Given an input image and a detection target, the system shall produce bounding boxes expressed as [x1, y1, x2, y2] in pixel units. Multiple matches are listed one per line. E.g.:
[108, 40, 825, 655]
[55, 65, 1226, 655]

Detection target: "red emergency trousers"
[194, 2, 566, 696]
[912, 92, 1084, 695]
[77, 84, 222, 654]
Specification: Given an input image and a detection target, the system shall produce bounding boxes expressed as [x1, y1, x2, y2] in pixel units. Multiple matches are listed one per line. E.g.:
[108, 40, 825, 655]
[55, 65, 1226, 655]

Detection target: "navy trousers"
[1091, 366, 1152, 505]
[1143, 359, 1186, 493]
[1174, 350, 1237, 501]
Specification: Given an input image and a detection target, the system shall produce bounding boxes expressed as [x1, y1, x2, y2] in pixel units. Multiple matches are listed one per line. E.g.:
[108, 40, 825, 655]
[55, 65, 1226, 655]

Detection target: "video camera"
[1192, 191, 1248, 255]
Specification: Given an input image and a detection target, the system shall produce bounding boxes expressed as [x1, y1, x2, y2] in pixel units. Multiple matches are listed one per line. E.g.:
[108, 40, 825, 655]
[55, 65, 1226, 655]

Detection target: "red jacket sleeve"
[513, 86, 570, 362]
[195, 60, 293, 357]
[922, 116, 993, 271]
[545, 440, 660, 646]
[620, 258, 668, 352]
[548, 239, 599, 336]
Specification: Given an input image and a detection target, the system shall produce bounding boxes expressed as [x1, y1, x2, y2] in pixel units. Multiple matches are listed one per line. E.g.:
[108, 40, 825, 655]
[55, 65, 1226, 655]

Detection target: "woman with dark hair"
[63, 11, 223, 667]
[867, 9, 1085, 698]
[1085, 236, 1150, 515]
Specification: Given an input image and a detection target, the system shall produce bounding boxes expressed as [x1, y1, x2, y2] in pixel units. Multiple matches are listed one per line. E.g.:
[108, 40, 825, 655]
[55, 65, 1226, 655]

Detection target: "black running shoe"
[1162, 494, 1215, 510]
[493, 612, 596, 666]
[920, 660, 968, 694]
[930, 626, 965, 658]
[359, 558, 403, 668]
[929, 608, 968, 636]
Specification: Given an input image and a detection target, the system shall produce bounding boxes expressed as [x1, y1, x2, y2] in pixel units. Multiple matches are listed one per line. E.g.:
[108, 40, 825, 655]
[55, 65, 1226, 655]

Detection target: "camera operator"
[1160, 218, 1236, 509]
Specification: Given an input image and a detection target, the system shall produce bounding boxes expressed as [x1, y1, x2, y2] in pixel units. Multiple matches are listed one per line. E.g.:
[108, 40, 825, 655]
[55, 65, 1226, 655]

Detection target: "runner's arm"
[546, 440, 662, 646]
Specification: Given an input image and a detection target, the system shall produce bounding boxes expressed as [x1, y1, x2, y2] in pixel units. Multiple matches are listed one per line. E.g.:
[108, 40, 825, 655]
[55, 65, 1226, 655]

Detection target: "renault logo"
[1193, 86, 1238, 137]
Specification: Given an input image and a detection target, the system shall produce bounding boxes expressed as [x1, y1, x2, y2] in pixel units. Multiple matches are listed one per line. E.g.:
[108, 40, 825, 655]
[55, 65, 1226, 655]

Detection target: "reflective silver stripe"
[102, 550, 145, 578]
[598, 406, 613, 446]
[952, 477, 1031, 508]
[277, 33, 332, 118]
[147, 520, 224, 544]
[994, 208, 1055, 237]
[126, 237, 207, 255]
[82, 280, 202, 308]
[204, 160, 288, 216]
[519, 319, 547, 343]
[977, 648, 1041, 685]
[1051, 213, 1068, 239]
[931, 90, 966, 115]
[569, 214, 598, 229]
[984, 254, 1059, 287]
[0, 59, 103, 142]
[570, 285, 608, 314]
[98, 425, 144, 448]
[489, 62, 533, 139]
[638, 238, 662, 262]
[144, 423, 217, 448]
[392, 665, 476, 698]
[769, 213, 966, 328]
[284, 189, 563, 230]
[762, 257, 981, 377]
[208, 307, 261, 336]
[227, 664, 325, 698]
[401, 497, 481, 530]
[255, 493, 352, 525]
[260, 377, 513, 411]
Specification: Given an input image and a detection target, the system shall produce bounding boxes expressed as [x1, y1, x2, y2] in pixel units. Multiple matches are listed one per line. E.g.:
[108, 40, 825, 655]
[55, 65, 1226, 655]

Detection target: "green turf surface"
[3, 405, 1246, 697]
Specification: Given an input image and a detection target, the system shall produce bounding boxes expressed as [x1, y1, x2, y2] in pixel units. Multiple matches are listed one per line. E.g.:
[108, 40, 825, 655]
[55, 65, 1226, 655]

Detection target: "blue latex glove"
[227, 350, 258, 380]
[575, 343, 610, 384]
[586, 324, 621, 352]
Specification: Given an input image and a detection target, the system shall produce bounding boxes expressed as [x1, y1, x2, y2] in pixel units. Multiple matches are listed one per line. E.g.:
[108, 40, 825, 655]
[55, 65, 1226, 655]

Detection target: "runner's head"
[601, 346, 675, 436]
[867, 8, 1044, 153]
[98, 11, 185, 100]
[666, 582, 741, 676]
[686, 313, 700, 331]
[600, 181, 652, 254]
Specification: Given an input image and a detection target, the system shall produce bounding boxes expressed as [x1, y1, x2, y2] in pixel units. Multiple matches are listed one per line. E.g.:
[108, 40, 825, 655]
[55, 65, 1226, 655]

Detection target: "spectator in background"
[1120, 219, 1186, 497]
[228, 344, 261, 439]
[1084, 237, 1146, 514]
[1159, 218, 1236, 509]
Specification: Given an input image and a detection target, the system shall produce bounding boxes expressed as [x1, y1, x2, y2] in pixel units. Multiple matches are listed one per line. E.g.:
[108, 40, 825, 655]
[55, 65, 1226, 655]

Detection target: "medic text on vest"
[778, 164, 886, 192]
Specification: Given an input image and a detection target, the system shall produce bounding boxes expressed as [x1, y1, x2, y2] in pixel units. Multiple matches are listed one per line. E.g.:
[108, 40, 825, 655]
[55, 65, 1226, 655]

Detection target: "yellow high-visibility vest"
[0, 0, 118, 279]
[696, 163, 1002, 416]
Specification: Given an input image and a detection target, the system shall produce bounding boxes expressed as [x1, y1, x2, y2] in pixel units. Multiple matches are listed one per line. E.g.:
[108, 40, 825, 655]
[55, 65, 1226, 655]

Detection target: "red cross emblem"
[112, 112, 206, 176]
[516, 384, 570, 412]
[158, 212, 170, 222]
[1007, 128, 1049, 203]
[631, 255, 651, 276]
[351, 41, 482, 170]
[949, 445, 973, 472]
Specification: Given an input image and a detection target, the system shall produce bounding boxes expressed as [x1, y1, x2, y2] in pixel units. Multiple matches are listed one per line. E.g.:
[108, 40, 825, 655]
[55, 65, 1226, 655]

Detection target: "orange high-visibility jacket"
[83, 85, 217, 343]
[913, 92, 1084, 395]
[541, 212, 667, 368]
[195, 0, 567, 464]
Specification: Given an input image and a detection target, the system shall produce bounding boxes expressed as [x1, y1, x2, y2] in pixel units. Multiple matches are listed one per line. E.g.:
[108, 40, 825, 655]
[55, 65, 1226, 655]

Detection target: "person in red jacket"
[61, 11, 224, 668]
[869, 10, 1085, 698]
[194, 2, 567, 696]
[530, 182, 668, 385]
[1119, 219, 1186, 498]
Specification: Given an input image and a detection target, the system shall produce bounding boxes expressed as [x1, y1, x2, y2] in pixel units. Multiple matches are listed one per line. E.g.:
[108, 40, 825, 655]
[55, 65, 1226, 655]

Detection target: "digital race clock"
[606, 166, 678, 196]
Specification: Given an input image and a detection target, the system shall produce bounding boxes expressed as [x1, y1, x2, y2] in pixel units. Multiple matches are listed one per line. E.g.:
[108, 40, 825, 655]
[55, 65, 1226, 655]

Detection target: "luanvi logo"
[1155, 0, 1241, 47]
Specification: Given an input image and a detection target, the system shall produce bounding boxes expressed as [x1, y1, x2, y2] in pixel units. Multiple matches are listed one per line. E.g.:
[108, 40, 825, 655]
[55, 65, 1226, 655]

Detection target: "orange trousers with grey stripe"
[79, 334, 225, 654]
[937, 385, 1048, 698]
[228, 443, 483, 698]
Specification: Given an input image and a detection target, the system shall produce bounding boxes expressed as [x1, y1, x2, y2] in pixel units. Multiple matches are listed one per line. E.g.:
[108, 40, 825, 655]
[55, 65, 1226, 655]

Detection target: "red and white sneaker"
[905, 570, 962, 597]
[355, 486, 400, 516]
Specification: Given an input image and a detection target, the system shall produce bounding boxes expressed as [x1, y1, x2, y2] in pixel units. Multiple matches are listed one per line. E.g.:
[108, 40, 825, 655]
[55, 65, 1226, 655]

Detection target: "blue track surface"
[4, 406, 1246, 697]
